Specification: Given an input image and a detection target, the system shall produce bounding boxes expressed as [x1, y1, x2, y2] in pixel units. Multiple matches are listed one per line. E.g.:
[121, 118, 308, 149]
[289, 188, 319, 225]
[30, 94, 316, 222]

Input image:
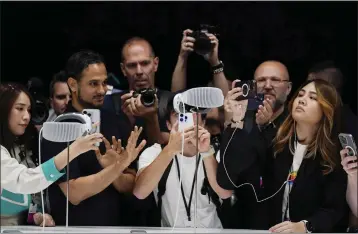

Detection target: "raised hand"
[203, 33, 219, 66]
[190, 125, 211, 153]
[255, 98, 274, 126]
[167, 121, 195, 154]
[95, 126, 146, 169]
[180, 29, 195, 58]
[95, 136, 123, 168]
[340, 148, 358, 176]
[119, 126, 147, 168]
[224, 80, 248, 123]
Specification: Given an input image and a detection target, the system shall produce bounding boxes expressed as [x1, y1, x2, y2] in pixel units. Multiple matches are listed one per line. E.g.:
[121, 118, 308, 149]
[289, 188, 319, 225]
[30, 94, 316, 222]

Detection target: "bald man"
[102, 37, 172, 227]
[215, 60, 292, 230]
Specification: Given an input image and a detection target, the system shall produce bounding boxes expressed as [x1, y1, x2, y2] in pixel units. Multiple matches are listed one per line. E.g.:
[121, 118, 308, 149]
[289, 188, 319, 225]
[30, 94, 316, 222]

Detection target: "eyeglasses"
[256, 76, 290, 87]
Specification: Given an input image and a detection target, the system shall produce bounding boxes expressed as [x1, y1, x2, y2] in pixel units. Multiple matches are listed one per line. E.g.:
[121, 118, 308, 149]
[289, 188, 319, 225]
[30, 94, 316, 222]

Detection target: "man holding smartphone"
[133, 96, 223, 228]
[216, 60, 292, 229]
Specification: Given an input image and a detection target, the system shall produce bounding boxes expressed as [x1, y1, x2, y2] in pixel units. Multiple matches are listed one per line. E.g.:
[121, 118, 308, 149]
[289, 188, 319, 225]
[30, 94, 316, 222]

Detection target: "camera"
[235, 80, 264, 110]
[188, 24, 218, 56]
[132, 88, 157, 107]
[27, 77, 49, 125]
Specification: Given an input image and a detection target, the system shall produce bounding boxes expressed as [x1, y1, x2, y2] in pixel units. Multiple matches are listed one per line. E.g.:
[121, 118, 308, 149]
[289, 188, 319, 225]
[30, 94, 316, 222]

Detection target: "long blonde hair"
[274, 80, 342, 174]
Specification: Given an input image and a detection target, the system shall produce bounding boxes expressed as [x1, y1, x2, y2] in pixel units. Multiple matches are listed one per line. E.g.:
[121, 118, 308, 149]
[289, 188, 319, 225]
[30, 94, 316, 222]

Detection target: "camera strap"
[174, 154, 201, 222]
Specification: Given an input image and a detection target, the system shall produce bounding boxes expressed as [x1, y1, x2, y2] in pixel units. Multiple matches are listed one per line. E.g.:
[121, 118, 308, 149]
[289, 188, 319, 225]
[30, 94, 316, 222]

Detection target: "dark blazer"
[264, 145, 349, 232]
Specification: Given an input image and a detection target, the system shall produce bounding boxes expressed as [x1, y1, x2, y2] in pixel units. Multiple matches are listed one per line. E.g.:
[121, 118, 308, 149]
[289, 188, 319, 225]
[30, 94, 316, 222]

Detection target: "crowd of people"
[1, 30, 357, 233]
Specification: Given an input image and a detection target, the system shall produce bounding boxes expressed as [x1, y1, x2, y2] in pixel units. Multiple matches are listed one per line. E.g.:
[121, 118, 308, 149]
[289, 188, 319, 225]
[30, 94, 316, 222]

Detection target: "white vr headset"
[173, 87, 224, 114]
[42, 113, 92, 142]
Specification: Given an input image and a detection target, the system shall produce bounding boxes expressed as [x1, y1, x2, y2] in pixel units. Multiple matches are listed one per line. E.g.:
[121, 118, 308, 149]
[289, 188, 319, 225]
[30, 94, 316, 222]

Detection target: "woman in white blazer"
[0, 83, 102, 226]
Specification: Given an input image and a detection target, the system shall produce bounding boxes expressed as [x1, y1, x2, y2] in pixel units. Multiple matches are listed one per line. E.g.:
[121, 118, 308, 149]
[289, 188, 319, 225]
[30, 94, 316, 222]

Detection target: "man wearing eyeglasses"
[215, 60, 292, 230]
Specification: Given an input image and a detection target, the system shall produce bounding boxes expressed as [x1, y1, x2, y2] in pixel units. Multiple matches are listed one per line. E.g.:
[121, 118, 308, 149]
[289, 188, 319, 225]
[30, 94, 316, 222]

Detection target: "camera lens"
[83, 111, 87, 114]
[141, 90, 155, 107]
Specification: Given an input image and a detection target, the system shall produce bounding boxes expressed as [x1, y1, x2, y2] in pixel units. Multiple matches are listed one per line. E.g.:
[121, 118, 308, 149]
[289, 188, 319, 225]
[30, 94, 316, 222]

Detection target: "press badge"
[184, 219, 194, 228]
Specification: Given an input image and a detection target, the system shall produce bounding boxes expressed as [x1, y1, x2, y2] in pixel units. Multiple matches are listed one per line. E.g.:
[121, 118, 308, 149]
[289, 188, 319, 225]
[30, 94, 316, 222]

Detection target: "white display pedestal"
[1, 226, 269, 233]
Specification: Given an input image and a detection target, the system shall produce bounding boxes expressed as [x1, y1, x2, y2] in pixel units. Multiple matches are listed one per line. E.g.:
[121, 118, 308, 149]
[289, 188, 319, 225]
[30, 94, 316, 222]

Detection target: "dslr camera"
[235, 80, 264, 110]
[188, 24, 218, 56]
[132, 88, 157, 107]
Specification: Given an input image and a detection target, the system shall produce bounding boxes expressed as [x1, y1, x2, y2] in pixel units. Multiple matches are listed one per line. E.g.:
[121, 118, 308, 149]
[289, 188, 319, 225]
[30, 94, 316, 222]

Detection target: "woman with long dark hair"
[0, 83, 102, 225]
[266, 79, 348, 232]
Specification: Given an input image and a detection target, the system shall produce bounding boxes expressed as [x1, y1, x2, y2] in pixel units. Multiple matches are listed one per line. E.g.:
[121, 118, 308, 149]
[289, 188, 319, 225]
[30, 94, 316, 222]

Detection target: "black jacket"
[217, 109, 288, 229]
[264, 144, 349, 232]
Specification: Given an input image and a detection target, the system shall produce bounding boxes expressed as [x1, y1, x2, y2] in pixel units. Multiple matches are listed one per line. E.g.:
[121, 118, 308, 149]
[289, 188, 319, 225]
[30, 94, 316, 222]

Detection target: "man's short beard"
[273, 98, 285, 112]
[77, 88, 101, 110]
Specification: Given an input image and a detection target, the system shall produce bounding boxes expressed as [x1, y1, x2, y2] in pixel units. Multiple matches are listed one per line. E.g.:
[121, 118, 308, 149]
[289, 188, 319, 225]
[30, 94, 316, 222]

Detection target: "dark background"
[1, 1, 357, 114]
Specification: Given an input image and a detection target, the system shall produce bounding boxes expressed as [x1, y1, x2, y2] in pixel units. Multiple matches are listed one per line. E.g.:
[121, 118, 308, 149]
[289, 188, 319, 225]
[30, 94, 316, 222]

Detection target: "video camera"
[27, 77, 49, 125]
[132, 88, 157, 107]
[188, 24, 218, 56]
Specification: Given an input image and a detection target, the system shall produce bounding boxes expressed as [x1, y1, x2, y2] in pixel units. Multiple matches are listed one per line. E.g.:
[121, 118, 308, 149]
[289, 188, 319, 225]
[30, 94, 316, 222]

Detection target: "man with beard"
[41, 50, 145, 226]
[215, 60, 292, 230]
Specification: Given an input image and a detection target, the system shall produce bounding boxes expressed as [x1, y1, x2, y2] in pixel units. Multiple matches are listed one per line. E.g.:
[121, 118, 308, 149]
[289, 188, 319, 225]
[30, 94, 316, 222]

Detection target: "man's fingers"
[183, 29, 193, 36]
[112, 136, 118, 150]
[94, 149, 102, 159]
[136, 140, 147, 153]
[263, 100, 273, 114]
[103, 137, 111, 150]
[230, 91, 244, 101]
[120, 92, 133, 101]
[231, 79, 241, 89]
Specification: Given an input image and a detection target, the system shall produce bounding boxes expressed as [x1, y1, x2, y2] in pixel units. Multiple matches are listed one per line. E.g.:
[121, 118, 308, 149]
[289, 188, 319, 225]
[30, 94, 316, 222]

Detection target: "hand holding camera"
[121, 89, 158, 118]
[224, 80, 249, 123]
[181, 25, 219, 65]
[180, 29, 195, 58]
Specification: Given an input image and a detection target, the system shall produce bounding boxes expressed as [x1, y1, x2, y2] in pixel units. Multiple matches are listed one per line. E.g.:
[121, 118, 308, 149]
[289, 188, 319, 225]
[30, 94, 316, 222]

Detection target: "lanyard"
[174, 154, 201, 221]
[283, 166, 297, 221]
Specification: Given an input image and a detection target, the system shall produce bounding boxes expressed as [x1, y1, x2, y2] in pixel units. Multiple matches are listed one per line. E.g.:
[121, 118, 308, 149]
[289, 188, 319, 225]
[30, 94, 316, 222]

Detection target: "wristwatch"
[302, 220, 314, 233]
[212, 61, 224, 74]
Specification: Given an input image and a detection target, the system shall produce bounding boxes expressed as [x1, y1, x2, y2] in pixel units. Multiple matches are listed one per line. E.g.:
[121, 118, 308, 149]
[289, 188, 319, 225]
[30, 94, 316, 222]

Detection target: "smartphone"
[235, 80, 264, 110]
[178, 113, 194, 132]
[235, 80, 258, 101]
[339, 133, 357, 157]
[82, 109, 101, 146]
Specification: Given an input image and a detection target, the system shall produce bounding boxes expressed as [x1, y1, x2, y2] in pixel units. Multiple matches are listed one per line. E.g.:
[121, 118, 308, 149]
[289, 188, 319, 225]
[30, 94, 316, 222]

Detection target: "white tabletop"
[1, 226, 270, 233]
